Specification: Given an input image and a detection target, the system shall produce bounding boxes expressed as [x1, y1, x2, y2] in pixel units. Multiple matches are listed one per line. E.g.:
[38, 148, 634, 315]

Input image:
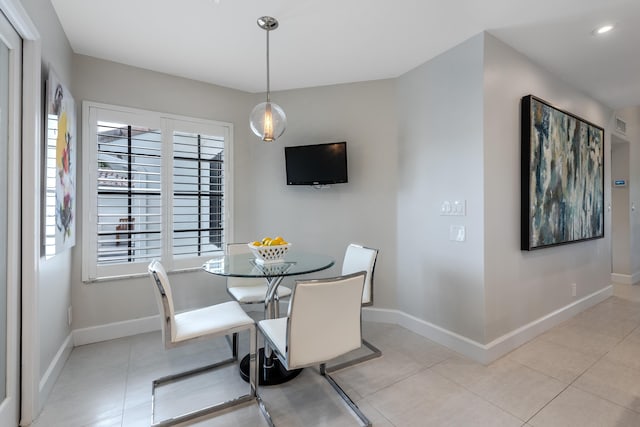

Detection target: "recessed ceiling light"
[593, 24, 615, 35]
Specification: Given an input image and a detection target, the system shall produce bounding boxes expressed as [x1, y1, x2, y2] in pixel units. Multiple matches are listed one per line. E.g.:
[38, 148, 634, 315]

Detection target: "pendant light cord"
[266, 27, 271, 103]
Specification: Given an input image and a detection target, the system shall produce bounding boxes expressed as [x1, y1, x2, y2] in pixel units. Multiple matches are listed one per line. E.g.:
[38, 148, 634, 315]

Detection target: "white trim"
[20, 37, 42, 426]
[72, 315, 161, 346]
[38, 334, 73, 405]
[81, 102, 97, 281]
[71, 304, 290, 345]
[70, 286, 613, 366]
[0, 9, 22, 427]
[0, 0, 38, 38]
[363, 285, 613, 364]
[611, 272, 640, 285]
[0, 1, 43, 424]
[81, 101, 233, 281]
[20, 38, 43, 426]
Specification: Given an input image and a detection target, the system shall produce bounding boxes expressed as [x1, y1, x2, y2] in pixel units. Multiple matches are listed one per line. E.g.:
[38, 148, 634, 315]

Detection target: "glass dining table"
[202, 250, 335, 385]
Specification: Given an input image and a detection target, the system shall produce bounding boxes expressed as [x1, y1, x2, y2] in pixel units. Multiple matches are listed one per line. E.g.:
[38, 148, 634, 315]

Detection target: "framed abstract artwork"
[44, 68, 76, 257]
[521, 95, 604, 251]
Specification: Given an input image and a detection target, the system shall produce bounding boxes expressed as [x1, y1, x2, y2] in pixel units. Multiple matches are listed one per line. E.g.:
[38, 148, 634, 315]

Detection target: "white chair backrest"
[342, 244, 378, 306]
[148, 260, 177, 343]
[286, 272, 366, 369]
[226, 243, 266, 288]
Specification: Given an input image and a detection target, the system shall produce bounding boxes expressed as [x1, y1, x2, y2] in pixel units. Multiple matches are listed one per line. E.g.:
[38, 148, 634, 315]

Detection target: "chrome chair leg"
[320, 363, 372, 427]
[151, 357, 253, 427]
[250, 325, 275, 427]
[256, 395, 275, 427]
[224, 333, 239, 360]
[325, 339, 382, 373]
[151, 329, 265, 427]
[273, 295, 280, 318]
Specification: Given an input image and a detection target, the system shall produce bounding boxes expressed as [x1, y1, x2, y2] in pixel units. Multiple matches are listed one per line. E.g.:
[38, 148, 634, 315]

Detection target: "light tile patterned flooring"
[32, 283, 640, 427]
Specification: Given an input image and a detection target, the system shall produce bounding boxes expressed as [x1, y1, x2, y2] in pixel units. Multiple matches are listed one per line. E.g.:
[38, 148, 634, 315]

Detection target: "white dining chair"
[257, 271, 371, 426]
[326, 243, 381, 372]
[147, 260, 272, 427]
[226, 242, 292, 312]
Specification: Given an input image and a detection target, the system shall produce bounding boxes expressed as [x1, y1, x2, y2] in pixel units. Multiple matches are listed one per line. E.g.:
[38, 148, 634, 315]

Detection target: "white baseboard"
[72, 315, 160, 346]
[70, 301, 288, 347]
[70, 286, 613, 365]
[363, 285, 613, 364]
[39, 333, 73, 405]
[611, 272, 640, 285]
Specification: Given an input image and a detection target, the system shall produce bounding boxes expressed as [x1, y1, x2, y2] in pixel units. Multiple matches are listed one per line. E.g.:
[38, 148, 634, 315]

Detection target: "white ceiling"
[51, 0, 640, 109]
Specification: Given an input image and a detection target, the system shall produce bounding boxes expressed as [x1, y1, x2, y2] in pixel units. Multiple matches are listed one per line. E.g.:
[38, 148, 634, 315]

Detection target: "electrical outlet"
[571, 283, 577, 297]
[67, 306, 73, 326]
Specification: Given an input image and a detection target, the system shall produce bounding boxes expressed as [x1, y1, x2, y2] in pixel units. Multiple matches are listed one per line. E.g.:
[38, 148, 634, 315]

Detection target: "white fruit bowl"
[248, 242, 291, 265]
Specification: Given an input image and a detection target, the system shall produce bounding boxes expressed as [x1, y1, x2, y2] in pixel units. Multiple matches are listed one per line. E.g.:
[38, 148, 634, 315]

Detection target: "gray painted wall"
[19, 0, 74, 381]
[71, 55, 253, 327]
[396, 34, 486, 342]
[70, 55, 398, 329]
[395, 32, 613, 345]
[243, 81, 398, 307]
[483, 34, 612, 342]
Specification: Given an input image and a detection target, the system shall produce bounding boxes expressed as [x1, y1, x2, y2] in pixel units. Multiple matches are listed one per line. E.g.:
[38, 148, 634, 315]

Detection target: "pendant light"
[250, 16, 287, 142]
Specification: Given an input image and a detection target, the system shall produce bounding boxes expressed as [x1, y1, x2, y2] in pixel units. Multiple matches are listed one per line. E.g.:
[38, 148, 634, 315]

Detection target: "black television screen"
[284, 142, 348, 185]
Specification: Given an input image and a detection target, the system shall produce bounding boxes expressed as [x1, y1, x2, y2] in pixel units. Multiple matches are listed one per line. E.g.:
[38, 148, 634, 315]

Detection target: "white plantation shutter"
[172, 131, 225, 260]
[82, 102, 233, 281]
[96, 122, 162, 265]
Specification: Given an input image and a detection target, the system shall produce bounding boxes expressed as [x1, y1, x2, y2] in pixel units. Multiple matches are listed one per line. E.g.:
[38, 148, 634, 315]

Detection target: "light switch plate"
[440, 200, 466, 216]
[452, 200, 466, 216]
[440, 201, 452, 215]
[450, 225, 466, 242]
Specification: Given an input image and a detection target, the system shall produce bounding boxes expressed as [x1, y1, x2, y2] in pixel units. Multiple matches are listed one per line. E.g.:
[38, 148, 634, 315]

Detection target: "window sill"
[83, 265, 206, 284]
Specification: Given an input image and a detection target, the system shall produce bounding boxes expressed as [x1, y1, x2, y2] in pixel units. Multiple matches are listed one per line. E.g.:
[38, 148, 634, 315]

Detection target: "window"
[82, 102, 233, 281]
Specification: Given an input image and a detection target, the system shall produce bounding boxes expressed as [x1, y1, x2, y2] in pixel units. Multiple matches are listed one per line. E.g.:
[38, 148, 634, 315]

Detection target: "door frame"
[610, 134, 631, 282]
[0, 0, 41, 425]
[0, 8, 21, 426]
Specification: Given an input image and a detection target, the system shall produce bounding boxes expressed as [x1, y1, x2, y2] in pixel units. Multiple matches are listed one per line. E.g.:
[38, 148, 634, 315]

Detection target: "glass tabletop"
[202, 251, 335, 278]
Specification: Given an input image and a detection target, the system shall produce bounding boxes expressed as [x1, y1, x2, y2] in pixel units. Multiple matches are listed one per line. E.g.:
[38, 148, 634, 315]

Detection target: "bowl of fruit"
[248, 236, 291, 265]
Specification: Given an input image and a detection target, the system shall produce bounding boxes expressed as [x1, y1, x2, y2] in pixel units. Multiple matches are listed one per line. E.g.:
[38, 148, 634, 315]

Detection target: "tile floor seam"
[536, 332, 613, 360]
[361, 364, 433, 413]
[460, 385, 528, 425]
[351, 363, 431, 399]
[522, 380, 573, 424]
[120, 338, 134, 426]
[431, 364, 535, 425]
[509, 335, 608, 386]
[354, 395, 399, 427]
[521, 326, 636, 425]
[567, 331, 640, 418]
[570, 381, 640, 417]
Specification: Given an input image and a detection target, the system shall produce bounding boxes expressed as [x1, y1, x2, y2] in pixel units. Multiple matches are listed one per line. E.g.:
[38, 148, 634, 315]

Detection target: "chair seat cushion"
[258, 317, 287, 356]
[173, 301, 254, 342]
[228, 284, 292, 303]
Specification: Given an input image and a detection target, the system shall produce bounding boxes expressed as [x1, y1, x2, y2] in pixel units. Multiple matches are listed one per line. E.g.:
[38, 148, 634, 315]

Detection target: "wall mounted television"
[284, 141, 348, 185]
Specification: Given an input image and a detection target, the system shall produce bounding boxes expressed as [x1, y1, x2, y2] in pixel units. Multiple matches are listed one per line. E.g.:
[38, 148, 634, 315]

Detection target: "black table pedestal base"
[240, 348, 302, 386]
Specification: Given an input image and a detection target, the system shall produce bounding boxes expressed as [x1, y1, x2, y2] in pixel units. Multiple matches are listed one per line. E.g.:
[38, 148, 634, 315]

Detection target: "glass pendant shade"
[250, 101, 287, 142]
[250, 16, 286, 142]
